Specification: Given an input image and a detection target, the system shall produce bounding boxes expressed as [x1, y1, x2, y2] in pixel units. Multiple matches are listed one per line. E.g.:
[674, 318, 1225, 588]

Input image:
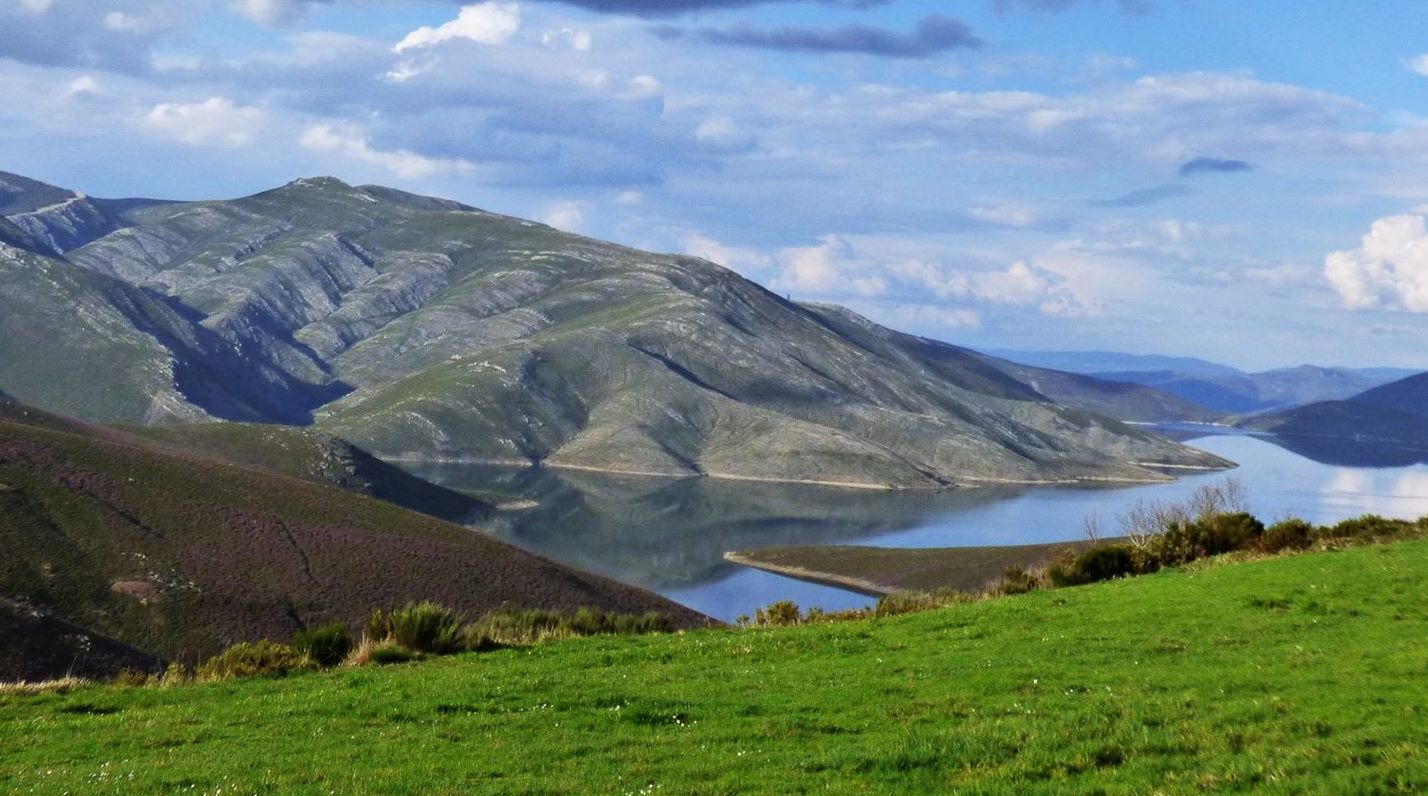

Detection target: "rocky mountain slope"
[0, 399, 706, 678]
[0, 170, 1229, 488]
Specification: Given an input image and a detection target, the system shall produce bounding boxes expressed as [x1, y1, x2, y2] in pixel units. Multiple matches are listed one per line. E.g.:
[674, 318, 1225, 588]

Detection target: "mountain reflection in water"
[404, 433, 1428, 621]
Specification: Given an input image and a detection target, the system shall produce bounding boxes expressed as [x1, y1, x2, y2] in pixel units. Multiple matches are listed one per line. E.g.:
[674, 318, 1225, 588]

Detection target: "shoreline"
[378, 454, 1233, 492]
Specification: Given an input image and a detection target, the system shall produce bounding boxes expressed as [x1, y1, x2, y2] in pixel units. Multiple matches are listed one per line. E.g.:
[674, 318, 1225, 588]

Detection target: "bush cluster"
[292, 621, 353, 667]
[469, 607, 672, 645]
[172, 602, 679, 685]
[366, 602, 464, 655]
[196, 640, 311, 682]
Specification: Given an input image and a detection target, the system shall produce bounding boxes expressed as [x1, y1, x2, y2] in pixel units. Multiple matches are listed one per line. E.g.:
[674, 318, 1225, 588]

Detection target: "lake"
[405, 432, 1428, 622]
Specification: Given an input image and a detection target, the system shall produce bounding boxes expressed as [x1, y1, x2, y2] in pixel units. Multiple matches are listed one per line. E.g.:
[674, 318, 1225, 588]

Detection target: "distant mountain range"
[0, 397, 705, 680]
[0, 170, 1227, 488]
[989, 349, 1418, 415]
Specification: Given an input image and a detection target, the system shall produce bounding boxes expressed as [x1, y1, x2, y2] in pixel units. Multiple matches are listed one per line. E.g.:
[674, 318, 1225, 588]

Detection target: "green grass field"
[4, 539, 1426, 794]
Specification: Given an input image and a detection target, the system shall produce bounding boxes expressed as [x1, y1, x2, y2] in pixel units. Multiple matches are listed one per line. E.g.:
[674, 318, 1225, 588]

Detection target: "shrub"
[1255, 518, 1315, 554]
[368, 641, 419, 665]
[1050, 544, 1138, 587]
[1149, 512, 1264, 565]
[468, 607, 672, 645]
[367, 602, 464, 654]
[754, 600, 803, 627]
[875, 589, 968, 617]
[994, 565, 1042, 596]
[292, 621, 353, 667]
[1319, 514, 1412, 542]
[113, 668, 155, 687]
[345, 638, 420, 667]
[196, 640, 309, 682]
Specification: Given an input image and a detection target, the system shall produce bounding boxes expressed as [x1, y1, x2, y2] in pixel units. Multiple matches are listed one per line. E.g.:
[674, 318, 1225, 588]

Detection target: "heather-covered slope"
[0, 171, 1229, 488]
[0, 402, 706, 676]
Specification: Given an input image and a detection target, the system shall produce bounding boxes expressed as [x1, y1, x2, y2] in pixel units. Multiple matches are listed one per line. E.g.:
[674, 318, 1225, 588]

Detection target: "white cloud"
[1246, 262, 1316, 289]
[143, 97, 266, 147]
[1325, 213, 1428, 311]
[773, 236, 851, 293]
[615, 190, 644, 206]
[299, 123, 466, 179]
[967, 201, 1053, 229]
[624, 75, 663, 100]
[683, 233, 773, 275]
[1404, 54, 1428, 78]
[64, 75, 102, 98]
[695, 117, 755, 154]
[103, 11, 149, 33]
[16, 0, 53, 14]
[231, 0, 305, 26]
[540, 200, 587, 232]
[542, 27, 591, 52]
[393, 2, 520, 53]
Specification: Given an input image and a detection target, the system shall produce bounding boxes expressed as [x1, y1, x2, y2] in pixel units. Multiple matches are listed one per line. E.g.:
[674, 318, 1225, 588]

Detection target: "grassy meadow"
[3, 538, 1425, 794]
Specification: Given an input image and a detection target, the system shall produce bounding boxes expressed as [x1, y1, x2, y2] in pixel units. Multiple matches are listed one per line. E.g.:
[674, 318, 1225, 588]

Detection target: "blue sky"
[4, 0, 1428, 369]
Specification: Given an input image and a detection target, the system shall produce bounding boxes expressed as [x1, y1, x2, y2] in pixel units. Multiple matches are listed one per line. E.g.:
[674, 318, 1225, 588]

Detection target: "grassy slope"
[0, 407, 705, 671]
[3, 540, 1425, 793]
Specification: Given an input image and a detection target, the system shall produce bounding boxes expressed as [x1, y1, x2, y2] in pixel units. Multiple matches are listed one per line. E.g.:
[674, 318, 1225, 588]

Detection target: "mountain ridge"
[0, 170, 1229, 489]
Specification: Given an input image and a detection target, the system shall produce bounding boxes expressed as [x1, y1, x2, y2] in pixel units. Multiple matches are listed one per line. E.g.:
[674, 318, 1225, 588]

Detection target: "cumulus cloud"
[683, 233, 773, 274]
[1404, 54, 1428, 77]
[64, 75, 103, 98]
[143, 97, 266, 147]
[299, 123, 468, 178]
[694, 116, 756, 153]
[540, 200, 587, 231]
[967, 201, 1058, 229]
[773, 235, 852, 293]
[660, 15, 982, 58]
[542, 26, 592, 51]
[1178, 157, 1253, 177]
[394, 2, 521, 53]
[1324, 214, 1428, 312]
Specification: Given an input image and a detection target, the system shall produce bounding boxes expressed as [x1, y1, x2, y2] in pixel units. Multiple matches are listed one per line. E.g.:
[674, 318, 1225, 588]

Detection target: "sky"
[4, 0, 1428, 370]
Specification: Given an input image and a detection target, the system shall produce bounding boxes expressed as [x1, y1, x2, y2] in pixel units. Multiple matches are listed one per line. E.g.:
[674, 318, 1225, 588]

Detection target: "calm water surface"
[407, 433, 1428, 622]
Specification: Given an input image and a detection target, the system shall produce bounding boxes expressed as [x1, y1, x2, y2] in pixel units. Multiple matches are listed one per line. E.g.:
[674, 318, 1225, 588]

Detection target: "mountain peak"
[283, 176, 355, 192]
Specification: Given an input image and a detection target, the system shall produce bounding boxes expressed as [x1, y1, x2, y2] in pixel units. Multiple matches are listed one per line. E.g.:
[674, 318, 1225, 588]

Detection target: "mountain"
[1242, 371, 1428, 464]
[0, 399, 707, 678]
[971, 355, 1217, 423]
[0, 171, 1228, 488]
[0, 170, 169, 256]
[983, 349, 1242, 379]
[992, 348, 1417, 415]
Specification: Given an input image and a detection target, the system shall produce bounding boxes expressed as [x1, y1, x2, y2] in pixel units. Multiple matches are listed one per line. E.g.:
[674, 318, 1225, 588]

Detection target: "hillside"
[0, 170, 1229, 489]
[0, 401, 706, 677]
[972, 355, 1217, 423]
[1242, 371, 1428, 463]
[4, 539, 1424, 792]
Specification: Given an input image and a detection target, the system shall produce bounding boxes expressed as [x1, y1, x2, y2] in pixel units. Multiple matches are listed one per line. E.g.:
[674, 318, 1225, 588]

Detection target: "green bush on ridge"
[291, 622, 353, 667]
[196, 640, 311, 682]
